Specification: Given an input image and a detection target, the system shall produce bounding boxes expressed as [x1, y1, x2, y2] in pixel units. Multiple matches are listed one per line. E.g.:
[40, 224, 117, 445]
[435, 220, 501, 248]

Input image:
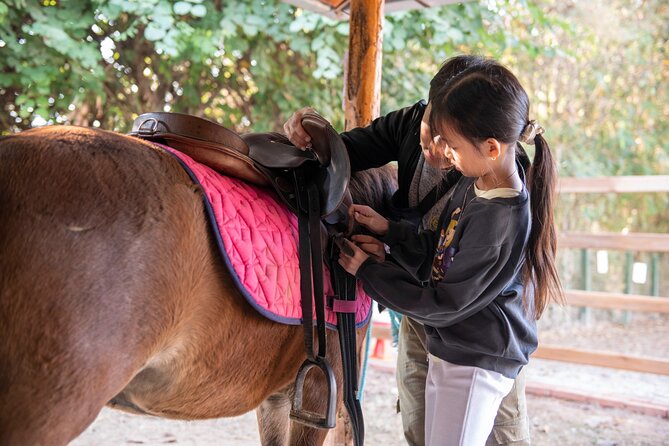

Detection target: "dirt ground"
[72, 312, 669, 445]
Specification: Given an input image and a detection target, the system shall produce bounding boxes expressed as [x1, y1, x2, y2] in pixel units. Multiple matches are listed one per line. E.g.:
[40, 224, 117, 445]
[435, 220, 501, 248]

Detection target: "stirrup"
[290, 356, 337, 429]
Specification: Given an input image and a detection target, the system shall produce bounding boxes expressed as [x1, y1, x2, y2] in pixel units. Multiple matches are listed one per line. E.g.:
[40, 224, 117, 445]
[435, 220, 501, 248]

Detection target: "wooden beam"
[343, 0, 383, 130]
[558, 175, 669, 193]
[563, 289, 669, 313]
[533, 345, 669, 376]
[558, 231, 669, 252]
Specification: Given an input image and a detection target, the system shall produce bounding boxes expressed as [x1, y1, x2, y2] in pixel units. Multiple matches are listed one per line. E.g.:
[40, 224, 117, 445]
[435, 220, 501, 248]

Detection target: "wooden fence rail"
[532, 345, 669, 375]
[564, 290, 669, 313]
[559, 232, 669, 252]
[558, 175, 669, 193]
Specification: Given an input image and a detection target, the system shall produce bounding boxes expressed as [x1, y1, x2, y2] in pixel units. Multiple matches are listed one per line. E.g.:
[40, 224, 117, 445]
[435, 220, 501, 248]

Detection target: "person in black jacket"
[336, 58, 563, 445]
[284, 55, 534, 445]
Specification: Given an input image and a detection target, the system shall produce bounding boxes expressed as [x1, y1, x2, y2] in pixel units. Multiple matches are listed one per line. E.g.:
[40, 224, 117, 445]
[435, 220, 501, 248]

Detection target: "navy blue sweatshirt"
[340, 105, 537, 379]
[355, 177, 536, 378]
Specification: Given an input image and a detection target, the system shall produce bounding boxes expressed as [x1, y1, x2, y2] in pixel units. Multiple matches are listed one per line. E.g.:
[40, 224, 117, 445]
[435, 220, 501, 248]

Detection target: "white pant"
[425, 355, 514, 446]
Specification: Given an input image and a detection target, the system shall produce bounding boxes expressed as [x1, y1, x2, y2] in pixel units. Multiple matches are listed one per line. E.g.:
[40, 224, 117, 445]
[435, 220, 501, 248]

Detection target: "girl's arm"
[349, 204, 437, 280]
[357, 208, 522, 327]
[383, 220, 438, 281]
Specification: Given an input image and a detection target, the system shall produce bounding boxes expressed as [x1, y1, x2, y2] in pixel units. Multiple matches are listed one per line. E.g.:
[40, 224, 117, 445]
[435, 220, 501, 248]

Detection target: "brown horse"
[0, 125, 396, 446]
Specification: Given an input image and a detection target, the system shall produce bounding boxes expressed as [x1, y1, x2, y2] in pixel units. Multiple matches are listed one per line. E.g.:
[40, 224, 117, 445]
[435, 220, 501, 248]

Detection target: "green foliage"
[0, 1, 666, 236]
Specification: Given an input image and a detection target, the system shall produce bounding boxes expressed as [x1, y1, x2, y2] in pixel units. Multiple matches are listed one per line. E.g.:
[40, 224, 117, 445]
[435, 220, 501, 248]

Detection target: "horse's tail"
[0, 126, 199, 444]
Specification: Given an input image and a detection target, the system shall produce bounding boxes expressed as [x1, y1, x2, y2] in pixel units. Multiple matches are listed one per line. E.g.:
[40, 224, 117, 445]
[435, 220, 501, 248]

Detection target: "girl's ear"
[484, 138, 502, 160]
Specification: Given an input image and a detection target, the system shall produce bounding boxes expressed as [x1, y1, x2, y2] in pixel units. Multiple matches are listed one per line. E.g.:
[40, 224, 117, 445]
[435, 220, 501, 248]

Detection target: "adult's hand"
[349, 204, 390, 236]
[283, 106, 319, 149]
[351, 234, 386, 262]
[338, 239, 370, 276]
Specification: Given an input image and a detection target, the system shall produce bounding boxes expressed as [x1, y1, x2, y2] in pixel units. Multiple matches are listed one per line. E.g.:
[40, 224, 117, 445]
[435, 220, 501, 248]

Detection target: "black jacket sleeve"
[340, 102, 424, 173]
[356, 204, 520, 328]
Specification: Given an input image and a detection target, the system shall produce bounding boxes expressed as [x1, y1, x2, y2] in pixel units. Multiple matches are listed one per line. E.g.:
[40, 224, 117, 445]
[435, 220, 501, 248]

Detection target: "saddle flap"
[301, 112, 350, 218]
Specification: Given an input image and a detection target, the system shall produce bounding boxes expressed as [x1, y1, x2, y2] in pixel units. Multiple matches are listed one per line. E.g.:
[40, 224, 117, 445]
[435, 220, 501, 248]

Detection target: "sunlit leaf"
[173, 1, 192, 15]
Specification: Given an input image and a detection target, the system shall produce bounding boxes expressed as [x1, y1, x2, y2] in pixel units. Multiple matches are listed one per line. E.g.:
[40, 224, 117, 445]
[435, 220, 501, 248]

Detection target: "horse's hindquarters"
[0, 126, 219, 443]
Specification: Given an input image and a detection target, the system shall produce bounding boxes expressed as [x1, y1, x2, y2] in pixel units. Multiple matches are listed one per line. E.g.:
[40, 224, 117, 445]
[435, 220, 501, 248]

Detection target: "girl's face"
[434, 123, 489, 178]
[420, 104, 453, 170]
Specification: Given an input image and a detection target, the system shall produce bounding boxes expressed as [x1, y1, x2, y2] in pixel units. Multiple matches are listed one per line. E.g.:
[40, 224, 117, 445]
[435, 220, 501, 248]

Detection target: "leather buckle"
[137, 118, 159, 136]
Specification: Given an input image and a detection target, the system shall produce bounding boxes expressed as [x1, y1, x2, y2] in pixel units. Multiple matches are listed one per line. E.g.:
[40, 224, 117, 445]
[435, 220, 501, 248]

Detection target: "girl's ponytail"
[524, 130, 564, 318]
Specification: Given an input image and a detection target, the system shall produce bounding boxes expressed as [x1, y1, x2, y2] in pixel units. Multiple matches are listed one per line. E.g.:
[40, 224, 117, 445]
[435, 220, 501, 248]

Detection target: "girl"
[339, 60, 563, 445]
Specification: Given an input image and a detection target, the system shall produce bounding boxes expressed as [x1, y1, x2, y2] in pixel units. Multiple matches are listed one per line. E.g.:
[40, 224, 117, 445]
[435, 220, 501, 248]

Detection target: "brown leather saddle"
[129, 112, 350, 220]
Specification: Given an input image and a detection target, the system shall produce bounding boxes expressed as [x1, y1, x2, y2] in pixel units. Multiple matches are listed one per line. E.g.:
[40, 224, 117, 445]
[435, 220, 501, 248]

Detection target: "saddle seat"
[129, 112, 350, 219]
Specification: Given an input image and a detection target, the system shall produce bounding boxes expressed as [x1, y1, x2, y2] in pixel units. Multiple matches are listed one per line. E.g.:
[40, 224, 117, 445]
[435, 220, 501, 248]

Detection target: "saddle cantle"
[128, 112, 350, 218]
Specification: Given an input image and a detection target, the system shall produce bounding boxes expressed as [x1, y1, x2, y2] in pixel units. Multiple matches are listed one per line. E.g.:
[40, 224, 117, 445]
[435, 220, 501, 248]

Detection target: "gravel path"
[72, 365, 669, 445]
[71, 312, 669, 445]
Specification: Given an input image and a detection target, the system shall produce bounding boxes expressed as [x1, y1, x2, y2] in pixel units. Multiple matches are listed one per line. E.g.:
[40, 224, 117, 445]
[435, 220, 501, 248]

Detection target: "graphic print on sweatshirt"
[431, 207, 461, 281]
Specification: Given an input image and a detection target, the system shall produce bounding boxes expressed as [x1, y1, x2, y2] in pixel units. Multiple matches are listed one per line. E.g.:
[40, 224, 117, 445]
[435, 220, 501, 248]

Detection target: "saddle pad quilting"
[160, 144, 372, 329]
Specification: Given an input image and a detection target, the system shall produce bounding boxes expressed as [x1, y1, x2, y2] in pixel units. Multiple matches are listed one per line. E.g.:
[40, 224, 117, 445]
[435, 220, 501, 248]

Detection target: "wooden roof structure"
[284, 0, 462, 19]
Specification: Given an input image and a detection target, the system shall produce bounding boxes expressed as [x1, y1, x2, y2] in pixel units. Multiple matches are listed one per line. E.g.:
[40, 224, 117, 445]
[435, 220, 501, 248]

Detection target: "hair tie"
[519, 120, 544, 145]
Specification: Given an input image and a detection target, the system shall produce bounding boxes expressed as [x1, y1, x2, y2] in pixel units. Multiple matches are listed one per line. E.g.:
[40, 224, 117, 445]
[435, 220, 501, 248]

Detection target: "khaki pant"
[396, 317, 531, 446]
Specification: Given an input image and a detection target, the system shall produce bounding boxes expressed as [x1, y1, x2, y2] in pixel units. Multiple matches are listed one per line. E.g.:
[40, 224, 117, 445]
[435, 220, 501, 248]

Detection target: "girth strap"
[330, 240, 365, 446]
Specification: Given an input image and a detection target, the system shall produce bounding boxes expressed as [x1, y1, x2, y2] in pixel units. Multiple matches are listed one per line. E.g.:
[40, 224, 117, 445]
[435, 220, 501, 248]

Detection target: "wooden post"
[325, 1, 384, 445]
[579, 249, 592, 325]
[623, 251, 633, 325]
[343, 0, 384, 131]
[650, 253, 659, 296]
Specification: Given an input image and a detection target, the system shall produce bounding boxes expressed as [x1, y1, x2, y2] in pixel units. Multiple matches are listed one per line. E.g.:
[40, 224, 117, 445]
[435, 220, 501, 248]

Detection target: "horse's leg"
[256, 328, 349, 446]
[256, 391, 292, 445]
[280, 325, 367, 446]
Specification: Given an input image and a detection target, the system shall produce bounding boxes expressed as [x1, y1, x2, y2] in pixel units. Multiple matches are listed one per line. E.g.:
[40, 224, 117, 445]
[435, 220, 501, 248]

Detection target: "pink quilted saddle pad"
[161, 144, 372, 329]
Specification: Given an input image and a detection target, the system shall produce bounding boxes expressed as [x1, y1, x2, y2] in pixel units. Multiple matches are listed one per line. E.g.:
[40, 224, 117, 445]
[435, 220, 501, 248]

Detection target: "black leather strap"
[294, 168, 328, 360]
[291, 164, 364, 440]
[290, 166, 337, 429]
[330, 243, 365, 446]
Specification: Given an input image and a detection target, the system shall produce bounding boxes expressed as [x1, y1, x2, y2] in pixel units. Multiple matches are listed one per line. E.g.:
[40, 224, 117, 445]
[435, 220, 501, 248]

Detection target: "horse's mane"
[348, 164, 398, 215]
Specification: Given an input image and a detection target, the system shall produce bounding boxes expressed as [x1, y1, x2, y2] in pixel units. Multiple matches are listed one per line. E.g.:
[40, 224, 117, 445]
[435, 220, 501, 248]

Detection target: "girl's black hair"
[429, 58, 564, 319]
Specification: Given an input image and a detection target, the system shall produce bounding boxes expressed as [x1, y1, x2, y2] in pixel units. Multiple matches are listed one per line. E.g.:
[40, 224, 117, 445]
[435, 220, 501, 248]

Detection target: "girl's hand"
[351, 234, 386, 262]
[283, 107, 318, 149]
[348, 204, 389, 236]
[338, 239, 370, 276]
